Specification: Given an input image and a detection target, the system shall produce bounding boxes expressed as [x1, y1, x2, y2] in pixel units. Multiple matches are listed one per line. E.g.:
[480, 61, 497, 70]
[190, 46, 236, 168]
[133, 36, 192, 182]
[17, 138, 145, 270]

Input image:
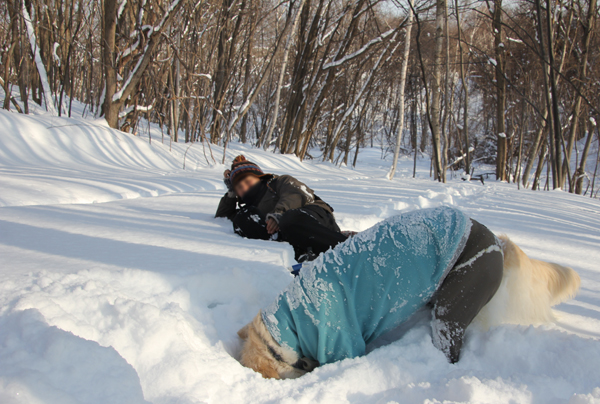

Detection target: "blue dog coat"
[262, 206, 472, 365]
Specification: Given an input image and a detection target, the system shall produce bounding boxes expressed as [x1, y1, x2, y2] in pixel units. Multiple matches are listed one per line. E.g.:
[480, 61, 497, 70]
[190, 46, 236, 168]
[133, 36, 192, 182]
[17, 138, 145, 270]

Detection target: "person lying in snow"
[215, 155, 347, 262]
[237, 206, 581, 379]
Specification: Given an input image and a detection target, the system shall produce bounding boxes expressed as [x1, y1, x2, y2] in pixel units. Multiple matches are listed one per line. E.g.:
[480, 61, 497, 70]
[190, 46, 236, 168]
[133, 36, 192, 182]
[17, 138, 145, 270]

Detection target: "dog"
[238, 212, 580, 379]
[473, 235, 580, 328]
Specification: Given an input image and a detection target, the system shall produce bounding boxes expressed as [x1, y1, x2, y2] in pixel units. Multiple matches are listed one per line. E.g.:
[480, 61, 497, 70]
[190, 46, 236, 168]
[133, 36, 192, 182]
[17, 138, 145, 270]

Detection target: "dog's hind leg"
[431, 220, 504, 363]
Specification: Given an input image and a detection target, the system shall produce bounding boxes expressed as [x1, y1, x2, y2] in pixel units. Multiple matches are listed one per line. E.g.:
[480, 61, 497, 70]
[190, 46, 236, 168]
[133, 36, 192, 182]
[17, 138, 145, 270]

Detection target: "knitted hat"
[229, 155, 265, 186]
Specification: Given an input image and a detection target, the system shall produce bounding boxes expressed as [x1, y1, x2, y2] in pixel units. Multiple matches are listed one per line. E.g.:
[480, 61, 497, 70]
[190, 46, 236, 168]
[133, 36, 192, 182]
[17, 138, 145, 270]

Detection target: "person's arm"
[215, 193, 239, 220]
[266, 175, 315, 224]
[215, 169, 239, 220]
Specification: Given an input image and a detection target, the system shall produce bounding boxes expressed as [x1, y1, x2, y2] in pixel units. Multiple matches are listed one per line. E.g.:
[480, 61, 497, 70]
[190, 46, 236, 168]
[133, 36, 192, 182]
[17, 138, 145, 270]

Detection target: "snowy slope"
[0, 108, 599, 404]
[0, 109, 363, 207]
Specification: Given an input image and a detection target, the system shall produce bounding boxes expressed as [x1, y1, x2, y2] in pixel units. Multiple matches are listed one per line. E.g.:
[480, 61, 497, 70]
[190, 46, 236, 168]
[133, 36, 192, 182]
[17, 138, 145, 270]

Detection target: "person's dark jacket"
[215, 174, 333, 222]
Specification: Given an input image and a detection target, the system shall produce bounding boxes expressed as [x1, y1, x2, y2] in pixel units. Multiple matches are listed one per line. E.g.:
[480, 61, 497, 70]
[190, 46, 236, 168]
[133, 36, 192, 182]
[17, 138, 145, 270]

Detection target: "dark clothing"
[215, 174, 333, 222]
[231, 205, 271, 241]
[216, 174, 345, 260]
[231, 204, 346, 260]
[278, 205, 346, 256]
[431, 219, 504, 363]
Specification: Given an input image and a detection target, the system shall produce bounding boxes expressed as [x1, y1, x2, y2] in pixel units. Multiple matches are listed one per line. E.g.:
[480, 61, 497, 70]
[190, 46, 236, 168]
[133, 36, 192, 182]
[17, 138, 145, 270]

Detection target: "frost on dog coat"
[262, 206, 472, 365]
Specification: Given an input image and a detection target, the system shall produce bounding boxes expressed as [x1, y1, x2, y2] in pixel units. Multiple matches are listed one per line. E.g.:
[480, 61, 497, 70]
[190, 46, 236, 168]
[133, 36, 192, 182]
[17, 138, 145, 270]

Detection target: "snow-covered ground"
[1, 107, 599, 404]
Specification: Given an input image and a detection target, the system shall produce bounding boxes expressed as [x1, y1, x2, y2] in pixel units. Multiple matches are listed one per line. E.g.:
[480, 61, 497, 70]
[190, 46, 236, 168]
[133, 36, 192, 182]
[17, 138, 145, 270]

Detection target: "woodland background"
[1, 0, 599, 195]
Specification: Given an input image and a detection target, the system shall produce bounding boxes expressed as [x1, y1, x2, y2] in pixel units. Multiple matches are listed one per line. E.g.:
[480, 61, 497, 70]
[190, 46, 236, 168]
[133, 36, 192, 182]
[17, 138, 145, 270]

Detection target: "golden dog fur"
[238, 235, 581, 379]
[237, 312, 310, 379]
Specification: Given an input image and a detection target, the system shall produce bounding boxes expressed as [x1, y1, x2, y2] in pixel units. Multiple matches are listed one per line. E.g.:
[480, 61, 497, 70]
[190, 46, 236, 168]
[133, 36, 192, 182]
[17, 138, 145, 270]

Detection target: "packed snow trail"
[1, 109, 600, 404]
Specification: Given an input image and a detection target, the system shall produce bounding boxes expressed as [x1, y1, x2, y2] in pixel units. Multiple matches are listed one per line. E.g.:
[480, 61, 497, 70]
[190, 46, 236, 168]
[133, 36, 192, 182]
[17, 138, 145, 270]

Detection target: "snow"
[0, 310, 147, 404]
[121, 39, 141, 59]
[323, 28, 395, 70]
[52, 43, 60, 66]
[117, 0, 127, 19]
[194, 73, 212, 81]
[452, 244, 502, 272]
[1, 106, 600, 403]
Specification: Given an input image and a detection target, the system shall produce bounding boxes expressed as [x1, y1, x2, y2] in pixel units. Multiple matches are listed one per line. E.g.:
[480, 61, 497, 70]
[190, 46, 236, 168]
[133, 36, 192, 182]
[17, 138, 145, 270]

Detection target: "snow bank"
[0, 109, 362, 207]
[0, 310, 147, 404]
[0, 109, 219, 206]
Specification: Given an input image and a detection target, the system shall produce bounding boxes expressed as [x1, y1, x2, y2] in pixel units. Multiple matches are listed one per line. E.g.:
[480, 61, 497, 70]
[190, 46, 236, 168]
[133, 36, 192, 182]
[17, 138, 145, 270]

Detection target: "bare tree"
[389, 0, 414, 180]
[492, 0, 507, 181]
[430, 0, 447, 181]
[102, 0, 185, 128]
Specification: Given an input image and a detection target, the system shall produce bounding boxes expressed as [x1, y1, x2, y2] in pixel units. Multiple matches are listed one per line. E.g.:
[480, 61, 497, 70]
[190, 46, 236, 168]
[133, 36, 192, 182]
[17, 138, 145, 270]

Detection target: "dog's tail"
[475, 235, 580, 328]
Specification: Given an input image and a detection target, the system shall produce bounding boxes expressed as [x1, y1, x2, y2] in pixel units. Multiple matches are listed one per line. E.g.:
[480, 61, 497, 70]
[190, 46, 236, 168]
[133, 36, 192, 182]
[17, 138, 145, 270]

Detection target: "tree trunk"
[7, 0, 29, 113]
[2, 38, 16, 111]
[239, 8, 255, 144]
[210, 0, 234, 143]
[388, 0, 414, 180]
[515, 98, 526, 185]
[440, 0, 452, 182]
[493, 0, 507, 181]
[170, 34, 181, 143]
[281, 0, 328, 155]
[263, 0, 307, 150]
[101, 0, 118, 127]
[430, 0, 446, 181]
[562, 0, 596, 190]
[522, 108, 548, 188]
[420, 90, 429, 152]
[533, 0, 563, 188]
[455, 0, 470, 174]
[532, 138, 548, 191]
[575, 119, 597, 194]
[22, 0, 56, 115]
[103, 0, 184, 129]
